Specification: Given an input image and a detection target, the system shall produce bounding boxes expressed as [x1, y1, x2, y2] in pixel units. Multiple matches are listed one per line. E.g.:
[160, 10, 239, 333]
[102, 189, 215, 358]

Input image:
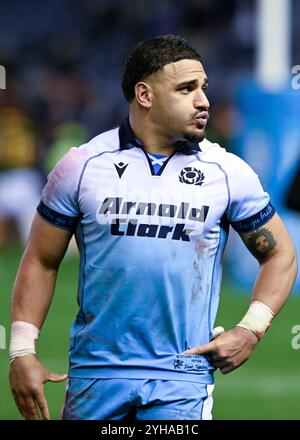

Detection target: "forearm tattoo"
[245, 227, 278, 261]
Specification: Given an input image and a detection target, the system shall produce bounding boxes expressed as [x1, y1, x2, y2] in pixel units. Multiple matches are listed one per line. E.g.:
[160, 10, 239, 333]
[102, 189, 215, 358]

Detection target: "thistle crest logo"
[179, 167, 205, 186]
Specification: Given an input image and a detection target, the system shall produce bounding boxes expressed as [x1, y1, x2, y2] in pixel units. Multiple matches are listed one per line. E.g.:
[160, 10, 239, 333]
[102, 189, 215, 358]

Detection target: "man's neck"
[129, 114, 178, 156]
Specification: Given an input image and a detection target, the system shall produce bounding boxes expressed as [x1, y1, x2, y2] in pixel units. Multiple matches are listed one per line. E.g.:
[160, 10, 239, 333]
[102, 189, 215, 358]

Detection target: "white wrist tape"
[9, 321, 40, 364]
[236, 301, 275, 341]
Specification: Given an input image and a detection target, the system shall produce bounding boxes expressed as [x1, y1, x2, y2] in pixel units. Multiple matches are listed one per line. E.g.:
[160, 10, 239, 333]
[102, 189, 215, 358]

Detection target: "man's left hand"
[183, 326, 259, 374]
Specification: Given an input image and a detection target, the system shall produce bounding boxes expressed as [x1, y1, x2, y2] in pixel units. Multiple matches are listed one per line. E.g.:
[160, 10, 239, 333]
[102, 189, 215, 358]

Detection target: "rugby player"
[9, 35, 297, 420]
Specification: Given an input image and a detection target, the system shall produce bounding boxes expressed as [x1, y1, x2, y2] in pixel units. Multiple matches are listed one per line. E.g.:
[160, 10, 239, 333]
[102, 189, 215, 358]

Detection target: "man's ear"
[134, 82, 153, 109]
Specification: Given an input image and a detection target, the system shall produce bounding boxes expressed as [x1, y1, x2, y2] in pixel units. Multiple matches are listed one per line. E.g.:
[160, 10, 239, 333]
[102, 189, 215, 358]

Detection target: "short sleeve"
[226, 154, 275, 233]
[37, 147, 84, 230]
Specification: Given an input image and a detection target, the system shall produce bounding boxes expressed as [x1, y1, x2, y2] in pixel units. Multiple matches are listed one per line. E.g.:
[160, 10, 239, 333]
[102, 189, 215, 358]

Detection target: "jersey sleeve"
[226, 154, 276, 233]
[37, 147, 85, 230]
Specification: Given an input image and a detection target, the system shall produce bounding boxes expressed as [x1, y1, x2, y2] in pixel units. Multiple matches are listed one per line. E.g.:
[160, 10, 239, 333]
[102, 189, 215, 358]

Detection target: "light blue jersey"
[38, 117, 275, 384]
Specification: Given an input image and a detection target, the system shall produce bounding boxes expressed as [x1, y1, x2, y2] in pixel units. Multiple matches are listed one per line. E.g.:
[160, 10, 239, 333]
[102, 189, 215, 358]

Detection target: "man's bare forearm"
[11, 252, 59, 329]
[251, 250, 297, 315]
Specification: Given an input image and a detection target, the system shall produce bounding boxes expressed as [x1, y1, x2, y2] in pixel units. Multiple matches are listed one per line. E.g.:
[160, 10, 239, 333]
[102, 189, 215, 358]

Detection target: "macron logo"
[114, 162, 128, 178]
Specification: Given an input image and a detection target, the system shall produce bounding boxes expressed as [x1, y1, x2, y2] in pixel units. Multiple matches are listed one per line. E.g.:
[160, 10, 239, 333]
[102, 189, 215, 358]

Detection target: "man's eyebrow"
[177, 77, 208, 87]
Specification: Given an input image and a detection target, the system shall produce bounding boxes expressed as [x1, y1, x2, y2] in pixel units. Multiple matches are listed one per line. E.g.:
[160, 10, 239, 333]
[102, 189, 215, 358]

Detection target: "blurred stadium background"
[0, 0, 299, 419]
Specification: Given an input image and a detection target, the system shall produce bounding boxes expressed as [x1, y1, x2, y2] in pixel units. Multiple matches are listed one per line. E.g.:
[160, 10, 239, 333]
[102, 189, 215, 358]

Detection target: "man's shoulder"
[78, 126, 120, 158]
[199, 138, 251, 172]
[59, 127, 120, 170]
[48, 126, 121, 184]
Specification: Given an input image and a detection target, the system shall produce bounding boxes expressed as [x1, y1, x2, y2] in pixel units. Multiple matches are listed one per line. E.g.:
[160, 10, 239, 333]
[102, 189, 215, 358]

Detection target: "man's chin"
[183, 129, 206, 143]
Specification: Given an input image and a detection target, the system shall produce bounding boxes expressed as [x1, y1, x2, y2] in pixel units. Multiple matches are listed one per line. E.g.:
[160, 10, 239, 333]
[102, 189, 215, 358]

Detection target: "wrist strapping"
[236, 301, 275, 341]
[9, 321, 40, 364]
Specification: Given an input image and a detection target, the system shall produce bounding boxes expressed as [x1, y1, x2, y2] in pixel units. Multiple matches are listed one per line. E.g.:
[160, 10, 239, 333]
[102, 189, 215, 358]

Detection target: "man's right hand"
[9, 355, 67, 420]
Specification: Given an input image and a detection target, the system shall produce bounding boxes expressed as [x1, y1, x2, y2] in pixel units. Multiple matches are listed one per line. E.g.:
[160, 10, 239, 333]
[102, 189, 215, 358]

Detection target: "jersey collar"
[118, 117, 202, 155]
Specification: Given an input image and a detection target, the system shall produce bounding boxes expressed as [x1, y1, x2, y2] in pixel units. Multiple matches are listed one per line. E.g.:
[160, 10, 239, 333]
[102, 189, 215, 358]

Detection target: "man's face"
[255, 235, 270, 253]
[148, 59, 210, 143]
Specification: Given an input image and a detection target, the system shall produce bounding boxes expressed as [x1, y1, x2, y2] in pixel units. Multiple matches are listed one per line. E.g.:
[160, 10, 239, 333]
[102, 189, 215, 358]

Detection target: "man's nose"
[193, 91, 210, 111]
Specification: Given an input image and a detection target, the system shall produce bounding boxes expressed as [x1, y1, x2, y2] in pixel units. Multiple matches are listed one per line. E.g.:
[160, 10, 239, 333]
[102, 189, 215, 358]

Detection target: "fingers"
[183, 327, 224, 356]
[184, 326, 255, 374]
[211, 358, 231, 369]
[11, 372, 65, 420]
[12, 391, 41, 420]
[36, 371, 67, 419]
[25, 396, 40, 420]
[220, 365, 234, 375]
[183, 341, 216, 355]
[36, 391, 50, 420]
[47, 372, 68, 383]
[12, 390, 27, 419]
[9, 357, 66, 420]
[13, 388, 50, 420]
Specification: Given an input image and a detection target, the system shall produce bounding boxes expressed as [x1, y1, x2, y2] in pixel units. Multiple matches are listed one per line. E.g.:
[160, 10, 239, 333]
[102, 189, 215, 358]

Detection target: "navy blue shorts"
[62, 378, 214, 420]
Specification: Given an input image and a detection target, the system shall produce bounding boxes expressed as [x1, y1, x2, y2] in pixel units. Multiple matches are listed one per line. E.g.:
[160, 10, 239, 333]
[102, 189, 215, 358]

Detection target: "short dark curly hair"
[121, 35, 203, 103]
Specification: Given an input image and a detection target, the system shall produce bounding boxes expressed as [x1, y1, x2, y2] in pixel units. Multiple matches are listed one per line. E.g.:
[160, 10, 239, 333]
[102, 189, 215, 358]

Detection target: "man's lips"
[193, 112, 209, 128]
